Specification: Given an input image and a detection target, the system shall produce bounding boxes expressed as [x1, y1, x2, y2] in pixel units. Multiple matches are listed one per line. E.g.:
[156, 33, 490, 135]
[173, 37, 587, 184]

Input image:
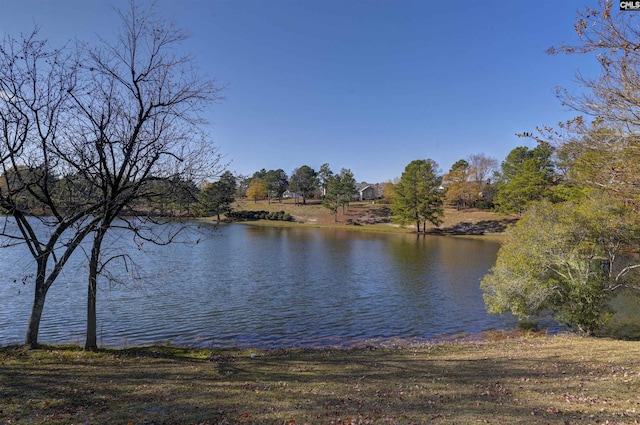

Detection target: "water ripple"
[0, 223, 518, 348]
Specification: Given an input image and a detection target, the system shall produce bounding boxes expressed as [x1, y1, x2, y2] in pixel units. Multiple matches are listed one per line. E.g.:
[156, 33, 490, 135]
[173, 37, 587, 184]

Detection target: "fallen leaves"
[2, 334, 640, 424]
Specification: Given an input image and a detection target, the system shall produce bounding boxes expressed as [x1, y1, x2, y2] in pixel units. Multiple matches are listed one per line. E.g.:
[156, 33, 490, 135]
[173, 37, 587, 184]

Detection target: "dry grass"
[233, 199, 382, 227]
[2, 332, 640, 424]
[229, 199, 514, 237]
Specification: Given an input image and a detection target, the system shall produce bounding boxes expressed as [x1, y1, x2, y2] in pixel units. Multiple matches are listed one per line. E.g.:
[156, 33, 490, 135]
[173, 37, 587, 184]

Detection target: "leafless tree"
[468, 153, 498, 185]
[0, 1, 224, 350]
[62, 1, 224, 350]
[545, 0, 640, 199]
[0, 31, 104, 348]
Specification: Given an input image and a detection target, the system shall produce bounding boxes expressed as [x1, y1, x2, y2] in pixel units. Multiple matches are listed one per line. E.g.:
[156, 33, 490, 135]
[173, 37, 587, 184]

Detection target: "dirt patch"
[345, 206, 392, 225]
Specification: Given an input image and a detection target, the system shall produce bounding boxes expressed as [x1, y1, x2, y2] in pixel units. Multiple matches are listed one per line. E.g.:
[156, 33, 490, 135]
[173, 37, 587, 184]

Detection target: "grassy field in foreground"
[2, 332, 640, 424]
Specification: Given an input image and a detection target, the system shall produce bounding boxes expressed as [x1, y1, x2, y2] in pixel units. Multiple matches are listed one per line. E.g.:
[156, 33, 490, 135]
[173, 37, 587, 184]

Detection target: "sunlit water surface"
[0, 222, 519, 348]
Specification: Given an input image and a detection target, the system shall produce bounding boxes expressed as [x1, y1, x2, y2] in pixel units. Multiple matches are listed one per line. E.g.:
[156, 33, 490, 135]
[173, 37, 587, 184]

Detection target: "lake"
[0, 222, 517, 348]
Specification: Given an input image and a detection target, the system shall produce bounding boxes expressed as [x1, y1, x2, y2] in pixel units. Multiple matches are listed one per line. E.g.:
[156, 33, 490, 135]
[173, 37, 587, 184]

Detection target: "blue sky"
[1, 0, 601, 183]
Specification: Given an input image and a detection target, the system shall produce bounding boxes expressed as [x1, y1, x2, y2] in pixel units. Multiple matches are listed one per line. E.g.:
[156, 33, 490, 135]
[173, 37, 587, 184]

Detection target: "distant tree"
[499, 146, 533, 182]
[443, 159, 474, 210]
[481, 195, 640, 335]
[494, 143, 555, 215]
[322, 168, 358, 220]
[289, 165, 318, 205]
[392, 159, 444, 233]
[322, 174, 342, 222]
[317, 163, 334, 199]
[467, 153, 498, 186]
[246, 178, 267, 202]
[468, 153, 498, 203]
[263, 169, 288, 204]
[199, 171, 237, 220]
[251, 169, 267, 180]
[235, 175, 250, 198]
[143, 177, 200, 216]
[382, 181, 395, 203]
[0, 166, 58, 213]
[338, 168, 357, 213]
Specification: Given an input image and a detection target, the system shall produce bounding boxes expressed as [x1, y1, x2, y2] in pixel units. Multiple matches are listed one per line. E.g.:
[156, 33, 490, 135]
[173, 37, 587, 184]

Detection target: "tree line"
[205, 143, 552, 232]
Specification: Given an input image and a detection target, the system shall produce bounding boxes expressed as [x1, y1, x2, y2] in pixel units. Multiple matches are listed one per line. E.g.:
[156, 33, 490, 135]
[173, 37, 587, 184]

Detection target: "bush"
[481, 197, 640, 335]
[474, 200, 494, 210]
[226, 210, 294, 222]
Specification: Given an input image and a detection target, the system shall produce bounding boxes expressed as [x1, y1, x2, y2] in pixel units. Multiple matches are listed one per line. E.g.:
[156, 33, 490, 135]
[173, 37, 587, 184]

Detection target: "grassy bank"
[2, 332, 640, 424]
[223, 199, 514, 239]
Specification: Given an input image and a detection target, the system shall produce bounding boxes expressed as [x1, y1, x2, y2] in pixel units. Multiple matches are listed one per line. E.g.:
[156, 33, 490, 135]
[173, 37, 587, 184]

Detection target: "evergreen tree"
[289, 165, 318, 205]
[494, 143, 555, 215]
[392, 159, 444, 233]
[199, 171, 237, 220]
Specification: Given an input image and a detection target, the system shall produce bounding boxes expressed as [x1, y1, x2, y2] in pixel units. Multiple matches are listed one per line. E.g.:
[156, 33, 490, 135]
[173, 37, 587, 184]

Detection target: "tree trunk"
[85, 227, 107, 351]
[25, 278, 47, 348]
[25, 259, 51, 348]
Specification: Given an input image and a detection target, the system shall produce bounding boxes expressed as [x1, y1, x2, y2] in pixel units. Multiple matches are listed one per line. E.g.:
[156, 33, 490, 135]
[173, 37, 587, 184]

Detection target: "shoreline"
[224, 219, 510, 242]
[205, 200, 515, 241]
[1, 327, 545, 353]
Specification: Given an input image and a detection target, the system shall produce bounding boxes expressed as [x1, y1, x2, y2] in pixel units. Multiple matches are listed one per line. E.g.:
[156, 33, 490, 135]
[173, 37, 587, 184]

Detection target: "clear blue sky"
[1, 0, 601, 183]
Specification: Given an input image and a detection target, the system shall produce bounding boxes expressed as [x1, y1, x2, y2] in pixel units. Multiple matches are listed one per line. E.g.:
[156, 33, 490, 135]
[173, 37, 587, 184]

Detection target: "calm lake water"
[0, 222, 517, 348]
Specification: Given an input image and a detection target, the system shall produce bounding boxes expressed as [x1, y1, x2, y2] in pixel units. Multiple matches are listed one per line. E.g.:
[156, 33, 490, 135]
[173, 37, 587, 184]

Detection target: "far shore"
[210, 198, 516, 242]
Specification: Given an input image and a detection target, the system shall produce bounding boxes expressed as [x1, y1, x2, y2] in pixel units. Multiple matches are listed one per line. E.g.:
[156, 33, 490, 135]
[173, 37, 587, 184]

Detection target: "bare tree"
[63, 1, 224, 350]
[0, 31, 104, 348]
[545, 0, 640, 199]
[468, 153, 498, 185]
[466, 153, 498, 206]
[0, 1, 224, 350]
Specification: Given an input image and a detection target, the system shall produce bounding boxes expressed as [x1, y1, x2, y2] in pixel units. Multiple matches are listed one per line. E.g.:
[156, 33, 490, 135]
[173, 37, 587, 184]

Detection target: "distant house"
[282, 190, 300, 199]
[356, 184, 375, 201]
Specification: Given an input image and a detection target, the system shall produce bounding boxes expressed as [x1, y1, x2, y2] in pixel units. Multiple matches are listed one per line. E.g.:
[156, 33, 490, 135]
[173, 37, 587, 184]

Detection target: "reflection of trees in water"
[605, 289, 640, 339]
[386, 235, 501, 315]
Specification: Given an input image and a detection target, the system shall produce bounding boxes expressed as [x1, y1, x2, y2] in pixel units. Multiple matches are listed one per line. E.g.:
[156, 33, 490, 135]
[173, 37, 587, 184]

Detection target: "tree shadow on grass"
[427, 218, 518, 235]
[2, 338, 638, 424]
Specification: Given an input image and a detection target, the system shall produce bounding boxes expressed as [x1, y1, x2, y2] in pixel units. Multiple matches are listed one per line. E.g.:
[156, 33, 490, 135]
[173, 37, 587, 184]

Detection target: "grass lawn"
[2, 332, 640, 424]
